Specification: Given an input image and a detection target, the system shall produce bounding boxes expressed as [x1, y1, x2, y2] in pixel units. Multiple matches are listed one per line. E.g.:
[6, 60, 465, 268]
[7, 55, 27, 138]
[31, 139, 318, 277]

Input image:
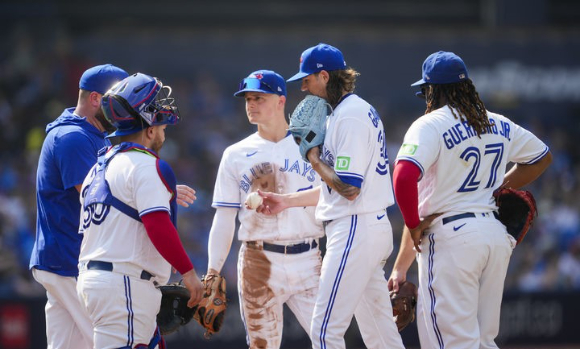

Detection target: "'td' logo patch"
[335, 156, 351, 171]
[400, 144, 418, 155]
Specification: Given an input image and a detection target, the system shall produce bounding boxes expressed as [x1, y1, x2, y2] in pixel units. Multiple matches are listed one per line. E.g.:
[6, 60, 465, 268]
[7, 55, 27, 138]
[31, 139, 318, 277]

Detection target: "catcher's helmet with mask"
[101, 72, 180, 137]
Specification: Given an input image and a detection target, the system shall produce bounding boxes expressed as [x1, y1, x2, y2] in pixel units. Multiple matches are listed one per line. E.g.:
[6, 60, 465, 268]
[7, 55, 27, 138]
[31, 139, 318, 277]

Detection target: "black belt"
[86, 260, 154, 281]
[442, 212, 499, 225]
[247, 240, 318, 254]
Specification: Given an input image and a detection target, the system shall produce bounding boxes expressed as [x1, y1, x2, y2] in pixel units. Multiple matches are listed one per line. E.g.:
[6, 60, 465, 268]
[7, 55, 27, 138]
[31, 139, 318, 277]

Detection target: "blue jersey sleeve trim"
[522, 146, 550, 165]
[337, 174, 363, 188]
[140, 206, 170, 216]
[335, 171, 364, 180]
[395, 156, 425, 180]
[212, 202, 242, 209]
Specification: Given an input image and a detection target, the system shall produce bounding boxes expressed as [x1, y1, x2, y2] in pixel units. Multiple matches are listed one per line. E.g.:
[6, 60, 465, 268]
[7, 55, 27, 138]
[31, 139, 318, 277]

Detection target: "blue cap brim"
[411, 79, 426, 87]
[286, 71, 310, 82]
[233, 88, 276, 97]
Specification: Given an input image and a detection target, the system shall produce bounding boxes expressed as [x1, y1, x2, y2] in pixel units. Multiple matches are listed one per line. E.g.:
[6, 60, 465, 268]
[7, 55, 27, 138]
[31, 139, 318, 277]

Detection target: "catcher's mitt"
[390, 281, 418, 332]
[494, 187, 538, 245]
[156, 282, 196, 335]
[193, 274, 227, 339]
[288, 95, 330, 162]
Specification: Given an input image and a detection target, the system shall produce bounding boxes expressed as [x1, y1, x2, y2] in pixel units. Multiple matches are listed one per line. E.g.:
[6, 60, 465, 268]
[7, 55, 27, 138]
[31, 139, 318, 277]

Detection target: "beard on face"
[95, 108, 116, 134]
[150, 131, 164, 153]
[151, 139, 163, 153]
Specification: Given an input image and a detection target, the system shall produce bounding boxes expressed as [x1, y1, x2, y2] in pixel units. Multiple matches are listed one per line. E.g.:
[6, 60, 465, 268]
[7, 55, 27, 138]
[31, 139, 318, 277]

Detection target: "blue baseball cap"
[79, 64, 129, 94]
[411, 51, 469, 86]
[286, 43, 347, 82]
[234, 70, 286, 97]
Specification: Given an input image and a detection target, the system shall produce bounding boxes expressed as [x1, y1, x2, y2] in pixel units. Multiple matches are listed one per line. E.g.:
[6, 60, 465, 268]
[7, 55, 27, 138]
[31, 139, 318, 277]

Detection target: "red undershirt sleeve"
[393, 160, 422, 229]
[141, 210, 193, 275]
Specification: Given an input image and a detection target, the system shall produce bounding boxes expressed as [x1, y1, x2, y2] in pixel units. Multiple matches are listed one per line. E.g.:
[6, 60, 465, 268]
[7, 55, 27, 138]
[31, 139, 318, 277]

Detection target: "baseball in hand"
[245, 192, 263, 210]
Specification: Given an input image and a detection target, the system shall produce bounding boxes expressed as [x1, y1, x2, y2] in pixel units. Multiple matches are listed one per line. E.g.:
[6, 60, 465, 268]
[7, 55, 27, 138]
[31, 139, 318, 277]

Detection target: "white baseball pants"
[311, 212, 404, 349]
[32, 268, 93, 349]
[416, 212, 515, 349]
[237, 241, 321, 349]
[77, 269, 161, 349]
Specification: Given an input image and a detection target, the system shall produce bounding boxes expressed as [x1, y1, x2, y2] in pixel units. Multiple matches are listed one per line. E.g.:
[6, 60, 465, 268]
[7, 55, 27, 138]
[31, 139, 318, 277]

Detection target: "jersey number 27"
[458, 143, 504, 192]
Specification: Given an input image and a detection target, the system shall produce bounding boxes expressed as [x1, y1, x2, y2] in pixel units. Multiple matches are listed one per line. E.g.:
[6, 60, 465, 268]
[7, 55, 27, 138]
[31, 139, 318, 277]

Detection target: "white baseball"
[245, 192, 263, 210]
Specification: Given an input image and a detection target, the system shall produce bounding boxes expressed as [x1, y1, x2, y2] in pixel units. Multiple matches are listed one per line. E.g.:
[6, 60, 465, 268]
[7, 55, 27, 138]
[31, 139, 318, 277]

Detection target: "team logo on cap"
[317, 63, 323, 68]
[253, 73, 263, 79]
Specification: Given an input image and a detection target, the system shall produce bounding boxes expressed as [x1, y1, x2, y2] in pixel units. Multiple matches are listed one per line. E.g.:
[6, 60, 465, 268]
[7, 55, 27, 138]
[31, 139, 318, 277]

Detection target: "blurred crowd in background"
[0, 20, 579, 299]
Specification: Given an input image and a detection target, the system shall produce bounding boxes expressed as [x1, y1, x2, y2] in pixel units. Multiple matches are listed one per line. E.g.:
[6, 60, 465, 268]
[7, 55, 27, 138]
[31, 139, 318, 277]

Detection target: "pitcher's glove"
[193, 274, 227, 339]
[288, 95, 330, 162]
[390, 281, 418, 332]
[494, 188, 538, 245]
[156, 282, 196, 335]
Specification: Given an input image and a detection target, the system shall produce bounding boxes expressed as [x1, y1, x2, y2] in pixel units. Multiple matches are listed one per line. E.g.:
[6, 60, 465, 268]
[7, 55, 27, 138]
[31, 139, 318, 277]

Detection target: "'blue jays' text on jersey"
[212, 132, 323, 242]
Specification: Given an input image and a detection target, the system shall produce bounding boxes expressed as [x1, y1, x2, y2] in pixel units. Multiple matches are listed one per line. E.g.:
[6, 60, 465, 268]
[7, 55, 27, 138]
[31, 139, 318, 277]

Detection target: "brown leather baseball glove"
[390, 281, 418, 332]
[193, 274, 227, 339]
[494, 187, 538, 245]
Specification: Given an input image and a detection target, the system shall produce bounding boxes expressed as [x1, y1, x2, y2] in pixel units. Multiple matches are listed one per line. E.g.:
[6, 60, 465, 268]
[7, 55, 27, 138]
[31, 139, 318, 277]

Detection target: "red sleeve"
[141, 211, 193, 275]
[393, 160, 421, 229]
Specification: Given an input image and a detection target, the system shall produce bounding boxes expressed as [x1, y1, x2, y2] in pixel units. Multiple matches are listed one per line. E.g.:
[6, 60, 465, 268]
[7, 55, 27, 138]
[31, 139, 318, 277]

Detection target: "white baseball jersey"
[310, 94, 404, 349]
[396, 105, 549, 349]
[212, 132, 323, 242]
[316, 93, 394, 221]
[396, 105, 549, 217]
[78, 147, 173, 285]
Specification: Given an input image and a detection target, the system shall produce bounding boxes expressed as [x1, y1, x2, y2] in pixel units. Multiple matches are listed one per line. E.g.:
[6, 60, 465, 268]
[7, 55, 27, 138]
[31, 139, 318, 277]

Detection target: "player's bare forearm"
[407, 213, 441, 253]
[501, 151, 552, 189]
[389, 227, 417, 292]
[389, 213, 439, 291]
[257, 187, 320, 215]
[182, 269, 203, 308]
[308, 148, 360, 201]
[393, 226, 417, 275]
[284, 186, 320, 207]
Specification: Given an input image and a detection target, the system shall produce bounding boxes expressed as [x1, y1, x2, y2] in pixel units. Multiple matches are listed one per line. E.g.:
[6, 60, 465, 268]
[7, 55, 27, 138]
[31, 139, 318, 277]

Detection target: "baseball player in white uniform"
[207, 70, 324, 349]
[388, 51, 552, 349]
[76, 73, 203, 349]
[258, 44, 405, 349]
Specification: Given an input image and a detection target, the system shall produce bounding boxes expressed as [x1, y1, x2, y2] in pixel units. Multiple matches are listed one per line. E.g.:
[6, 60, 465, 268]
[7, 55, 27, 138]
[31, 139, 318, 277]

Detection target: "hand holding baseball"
[245, 192, 263, 210]
[255, 189, 289, 215]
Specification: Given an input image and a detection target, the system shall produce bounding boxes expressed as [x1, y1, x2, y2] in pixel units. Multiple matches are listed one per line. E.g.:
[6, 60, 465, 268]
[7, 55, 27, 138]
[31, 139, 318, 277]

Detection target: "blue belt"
[442, 212, 499, 225]
[247, 240, 318, 254]
[86, 260, 154, 281]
